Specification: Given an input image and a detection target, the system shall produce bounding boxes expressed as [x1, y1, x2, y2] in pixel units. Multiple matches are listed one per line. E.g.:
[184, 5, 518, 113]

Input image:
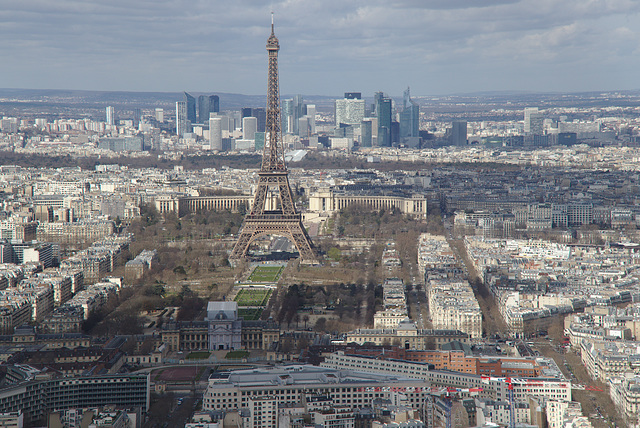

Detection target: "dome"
[214, 311, 228, 320]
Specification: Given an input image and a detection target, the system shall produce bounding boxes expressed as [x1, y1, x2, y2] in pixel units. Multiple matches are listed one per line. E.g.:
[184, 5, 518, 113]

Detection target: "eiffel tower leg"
[287, 223, 316, 263]
[230, 228, 256, 260]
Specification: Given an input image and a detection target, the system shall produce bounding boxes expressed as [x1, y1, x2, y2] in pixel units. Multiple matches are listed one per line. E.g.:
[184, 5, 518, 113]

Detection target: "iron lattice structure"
[230, 20, 317, 263]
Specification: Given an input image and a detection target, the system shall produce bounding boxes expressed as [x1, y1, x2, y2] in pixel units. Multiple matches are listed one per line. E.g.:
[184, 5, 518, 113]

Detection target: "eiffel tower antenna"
[230, 17, 317, 264]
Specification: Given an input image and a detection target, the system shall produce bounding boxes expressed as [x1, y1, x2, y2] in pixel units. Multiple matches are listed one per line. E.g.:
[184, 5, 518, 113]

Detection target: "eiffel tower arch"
[230, 17, 317, 264]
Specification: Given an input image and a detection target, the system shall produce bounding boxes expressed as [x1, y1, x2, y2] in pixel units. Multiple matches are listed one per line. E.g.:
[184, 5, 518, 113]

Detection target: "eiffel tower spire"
[230, 17, 317, 263]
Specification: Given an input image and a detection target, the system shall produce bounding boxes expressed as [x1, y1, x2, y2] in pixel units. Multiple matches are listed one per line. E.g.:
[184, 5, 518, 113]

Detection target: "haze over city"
[1, 0, 640, 95]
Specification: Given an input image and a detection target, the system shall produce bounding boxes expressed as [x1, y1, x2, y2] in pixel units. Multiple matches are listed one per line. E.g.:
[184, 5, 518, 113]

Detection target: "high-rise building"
[282, 95, 305, 134]
[335, 98, 365, 127]
[344, 92, 361, 100]
[243, 117, 257, 140]
[184, 92, 197, 124]
[155, 108, 164, 123]
[528, 113, 544, 135]
[298, 116, 309, 137]
[175, 101, 188, 137]
[252, 108, 267, 132]
[209, 116, 222, 151]
[254, 132, 265, 152]
[450, 121, 467, 146]
[399, 87, 419, 141]
[198, 95, 219, 123]
[375, 92, 392, 147]
[293, 94, 305, 134]
[241, 107, 252, 119]
[524, 107, 539, 133]
[132, 108, 142, 127]
[361, 119, 373, 147]
[282, 99, 294, 134]
[105, 106, 115, 126]
[306, 104, 316, 134]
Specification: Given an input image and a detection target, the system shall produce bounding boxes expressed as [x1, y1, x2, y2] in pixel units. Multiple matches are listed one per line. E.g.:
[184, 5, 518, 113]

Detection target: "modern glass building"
[198, 95, 220, 123]
[399, 87, 419, 140]
[360, 119, 373, 147]
[184, 92, 197, 124]
[375, 92, 392, 147]
[175, 101, 188, 137]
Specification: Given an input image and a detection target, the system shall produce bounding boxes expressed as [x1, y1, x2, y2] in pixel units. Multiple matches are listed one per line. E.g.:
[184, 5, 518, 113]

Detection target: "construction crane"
[481, 376, 517, 428]
[428, 386, 483, 428]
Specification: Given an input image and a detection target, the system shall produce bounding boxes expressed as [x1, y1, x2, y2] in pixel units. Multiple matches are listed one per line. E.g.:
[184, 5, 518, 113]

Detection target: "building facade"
[207, 302, 242, 351]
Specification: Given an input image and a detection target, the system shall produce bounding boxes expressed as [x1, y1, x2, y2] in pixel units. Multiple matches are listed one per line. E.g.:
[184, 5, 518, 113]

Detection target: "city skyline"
[1, 1, 639, 96]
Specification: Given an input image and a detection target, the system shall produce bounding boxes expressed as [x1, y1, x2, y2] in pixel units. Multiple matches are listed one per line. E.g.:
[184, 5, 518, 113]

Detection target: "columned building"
[309, 190, 427, 218]
[154, 195, 254, 216]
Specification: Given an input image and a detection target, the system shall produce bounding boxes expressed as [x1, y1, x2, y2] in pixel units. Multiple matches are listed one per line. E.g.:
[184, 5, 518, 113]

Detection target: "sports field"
[238, 308, 263, 320]
[248, 265, 283, 283]
[154, 366, 202, 382]
[234, 288, 272, 306]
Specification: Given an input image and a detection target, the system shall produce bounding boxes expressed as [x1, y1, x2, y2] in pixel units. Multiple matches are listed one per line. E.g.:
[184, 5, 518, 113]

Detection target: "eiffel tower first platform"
[229, 18, 317, 264]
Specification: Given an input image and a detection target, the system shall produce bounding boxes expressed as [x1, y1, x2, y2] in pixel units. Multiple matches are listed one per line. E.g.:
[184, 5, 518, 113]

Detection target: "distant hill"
[0, 88, 338, 110]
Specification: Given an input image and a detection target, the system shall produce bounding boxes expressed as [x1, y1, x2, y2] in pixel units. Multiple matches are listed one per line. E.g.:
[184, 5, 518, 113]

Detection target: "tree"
[314, 317, 327, 332]
[327, 247, 342, 261]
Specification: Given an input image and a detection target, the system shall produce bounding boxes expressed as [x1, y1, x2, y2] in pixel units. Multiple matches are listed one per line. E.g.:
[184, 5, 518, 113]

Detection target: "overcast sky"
[1, 0, 639, 97]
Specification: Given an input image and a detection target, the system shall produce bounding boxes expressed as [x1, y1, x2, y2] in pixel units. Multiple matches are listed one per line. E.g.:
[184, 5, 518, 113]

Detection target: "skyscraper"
[298, 116, 309, 137]
[335, 97, 365, 127]
[375, 92, 392, 147]
[243, 117, 257, 140]
[252, 108, 267, 132]
[155, 108, 164, 123]
[450, 121, 467, 146]
[282, 95, 305, 134]
[293, 94, 305, 134]
[524, 107, 539, 133]
[399, 87, 419, 141]
[133, 108, 142, 127]
[198, 95, 220, 123]
[184, 92, 196, 124]
[209, 116, 222, 151]
[361, 119, 373, 147]
[241, 107, 253, 119]
[527, 113, 544, 135]
[282, 99, 294, 134]
[105, 106, 115, 126]
[254, 132, 265, 152]
[306, 104, 316, 134]
[176, 101, 188, 137]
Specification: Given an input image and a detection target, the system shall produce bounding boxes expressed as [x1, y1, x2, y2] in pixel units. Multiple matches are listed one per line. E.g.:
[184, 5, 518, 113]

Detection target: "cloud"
[0, 0, 638, 95]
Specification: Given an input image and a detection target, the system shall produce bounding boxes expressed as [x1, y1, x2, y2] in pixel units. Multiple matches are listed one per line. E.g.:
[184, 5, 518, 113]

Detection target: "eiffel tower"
[230, 17, 317, 264]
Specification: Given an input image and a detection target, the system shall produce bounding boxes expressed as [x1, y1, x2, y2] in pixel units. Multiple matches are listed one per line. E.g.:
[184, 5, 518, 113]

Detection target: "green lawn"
[234, 288, 273, 306]
[225, 350, 249, 360]
[186, 351, 211, 360]
[248, 266, 283, 283]
[238, 308, 263, 320]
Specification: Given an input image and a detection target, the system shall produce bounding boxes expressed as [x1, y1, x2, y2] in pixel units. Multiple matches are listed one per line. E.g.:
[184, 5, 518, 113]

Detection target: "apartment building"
[346, 320, 469, 350]
[0, 372, 149, 425]
[427, 280, 482, 339]
[203, 366, 432, 413]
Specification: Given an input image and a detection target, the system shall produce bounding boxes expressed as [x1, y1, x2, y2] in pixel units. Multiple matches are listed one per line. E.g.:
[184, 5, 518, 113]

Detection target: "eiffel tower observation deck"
[229, 16, 317, 264]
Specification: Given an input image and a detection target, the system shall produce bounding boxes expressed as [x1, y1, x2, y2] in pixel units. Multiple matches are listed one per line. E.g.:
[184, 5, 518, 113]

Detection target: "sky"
[1, 0, 639, 97]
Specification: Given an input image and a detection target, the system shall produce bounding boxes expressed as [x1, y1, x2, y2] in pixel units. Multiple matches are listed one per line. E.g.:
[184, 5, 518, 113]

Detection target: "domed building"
[206, 301, 242, 351]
